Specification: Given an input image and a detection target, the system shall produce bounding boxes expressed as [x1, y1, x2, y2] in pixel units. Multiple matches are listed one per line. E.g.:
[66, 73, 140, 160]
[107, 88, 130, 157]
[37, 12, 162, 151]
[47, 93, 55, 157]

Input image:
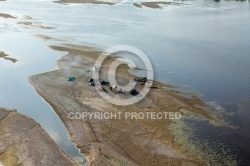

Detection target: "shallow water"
[0, 0, 250, 164]
[0, 33, 86, 164]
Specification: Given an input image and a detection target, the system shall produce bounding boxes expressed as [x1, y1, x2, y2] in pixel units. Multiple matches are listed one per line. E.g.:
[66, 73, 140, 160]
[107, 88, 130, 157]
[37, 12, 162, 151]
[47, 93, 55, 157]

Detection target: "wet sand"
[133, 3, 142, 9]
[132, 2, 185, 9]
[17, 21, 55, 30]
[16, 15, 55, 30]
[29, 43, 230, 165]
[140, 2, 183, 9]
[0, 13, 15, 19]
[54, 0, 183, 9]
[54, 0, 115, 5]
[17, 22, 33, 25]
[0, 51, 17, 63]
[0, 107, 77, 166]
[36, 34, 54, 40]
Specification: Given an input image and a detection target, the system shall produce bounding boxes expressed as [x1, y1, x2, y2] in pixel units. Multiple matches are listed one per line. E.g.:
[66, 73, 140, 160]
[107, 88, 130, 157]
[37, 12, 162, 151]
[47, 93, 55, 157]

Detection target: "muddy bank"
[28, 43, 232, 165]
[0, 107, 77, 166]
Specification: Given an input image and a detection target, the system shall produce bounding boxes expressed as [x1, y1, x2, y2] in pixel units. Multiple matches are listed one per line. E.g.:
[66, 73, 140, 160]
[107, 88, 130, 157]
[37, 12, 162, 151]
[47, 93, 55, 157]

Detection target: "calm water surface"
[0, 33, 86, 164]
[0, 0, 249, 164]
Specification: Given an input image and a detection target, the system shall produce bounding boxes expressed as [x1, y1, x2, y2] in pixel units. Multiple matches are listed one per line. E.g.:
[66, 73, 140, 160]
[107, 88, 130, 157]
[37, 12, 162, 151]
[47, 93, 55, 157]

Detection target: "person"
[92, 67, 96, 72]
[112, 85, 117, 91]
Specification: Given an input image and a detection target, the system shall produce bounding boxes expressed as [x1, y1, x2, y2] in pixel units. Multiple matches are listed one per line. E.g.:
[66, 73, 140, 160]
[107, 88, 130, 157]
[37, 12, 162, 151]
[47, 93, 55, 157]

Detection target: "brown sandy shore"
[28, 43, 230, 165]
[0, 107, 77, 166]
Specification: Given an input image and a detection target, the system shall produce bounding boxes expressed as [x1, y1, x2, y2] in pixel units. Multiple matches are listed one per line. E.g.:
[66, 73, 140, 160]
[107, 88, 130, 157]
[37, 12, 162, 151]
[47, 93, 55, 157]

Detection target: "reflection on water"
[0, 33, 86, 165]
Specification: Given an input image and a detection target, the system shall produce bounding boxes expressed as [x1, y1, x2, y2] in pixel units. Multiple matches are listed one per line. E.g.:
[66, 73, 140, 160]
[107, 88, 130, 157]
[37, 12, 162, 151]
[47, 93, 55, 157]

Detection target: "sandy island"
[0, 13, 16, 19]
[54, 0, 115, 5]
[28, 43, 230, 165]
[0, 107, 77, 166]
[53, 0, 184, 9]
[133, 2, 184, 9]
[17, 21, 55, 30]
[0, 51, 17, 63]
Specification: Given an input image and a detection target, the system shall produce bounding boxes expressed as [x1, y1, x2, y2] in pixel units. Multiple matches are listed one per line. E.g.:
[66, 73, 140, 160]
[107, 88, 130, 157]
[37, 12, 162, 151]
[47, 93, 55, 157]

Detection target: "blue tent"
[67, 77, 76, 82]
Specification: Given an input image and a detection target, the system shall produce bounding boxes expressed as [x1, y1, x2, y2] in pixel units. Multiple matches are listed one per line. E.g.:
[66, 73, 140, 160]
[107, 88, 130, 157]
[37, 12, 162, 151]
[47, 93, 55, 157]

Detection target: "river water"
[0, 0, 250, 165]
[0, 33, 86, 164]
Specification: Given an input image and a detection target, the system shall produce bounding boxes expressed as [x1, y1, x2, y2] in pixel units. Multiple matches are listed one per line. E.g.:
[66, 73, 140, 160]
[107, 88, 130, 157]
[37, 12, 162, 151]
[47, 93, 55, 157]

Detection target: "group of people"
[69, 75, 152, 96]
[88, 78, 139, 95]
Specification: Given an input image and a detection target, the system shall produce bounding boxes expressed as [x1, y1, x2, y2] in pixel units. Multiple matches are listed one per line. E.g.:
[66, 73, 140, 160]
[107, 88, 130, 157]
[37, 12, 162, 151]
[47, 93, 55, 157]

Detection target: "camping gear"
[90, 82, 95, 86]
[151, 85, 158, 89]
[103, 87, 108, 93]
[130, 89, 138, 96]
[118, 88, 123, 93]
[134, 77, 147, 83]
[67, 77, 76, 82]
[112, 85, 117, 90]
[141, 82, 146, 85]
[101, 80, 109, 85]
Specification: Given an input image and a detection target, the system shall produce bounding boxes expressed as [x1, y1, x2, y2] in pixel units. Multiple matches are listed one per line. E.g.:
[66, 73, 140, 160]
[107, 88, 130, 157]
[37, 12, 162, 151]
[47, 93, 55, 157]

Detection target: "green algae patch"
[169, 116, 239, 166]
[0, 147, 19, 166]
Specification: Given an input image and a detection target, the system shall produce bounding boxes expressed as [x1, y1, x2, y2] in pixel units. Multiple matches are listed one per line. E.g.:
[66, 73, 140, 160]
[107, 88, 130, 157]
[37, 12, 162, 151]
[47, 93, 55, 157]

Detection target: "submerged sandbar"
[0, 51, 17, 63]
